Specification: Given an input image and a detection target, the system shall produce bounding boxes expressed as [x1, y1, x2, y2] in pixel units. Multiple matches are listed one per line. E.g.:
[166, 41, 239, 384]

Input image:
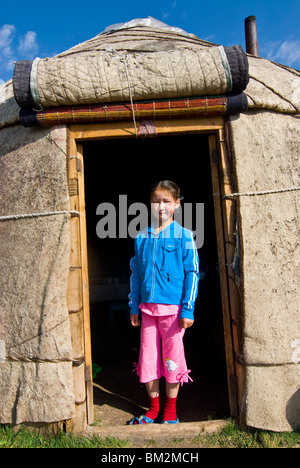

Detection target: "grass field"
[1, 419, 300, 448]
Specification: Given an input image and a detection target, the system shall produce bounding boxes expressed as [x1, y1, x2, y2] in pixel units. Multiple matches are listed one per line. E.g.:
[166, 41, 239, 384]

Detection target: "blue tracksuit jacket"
[129, 221, 199, 320]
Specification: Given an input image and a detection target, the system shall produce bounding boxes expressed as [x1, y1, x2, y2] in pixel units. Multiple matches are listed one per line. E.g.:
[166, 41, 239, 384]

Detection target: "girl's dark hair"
[150, 180, 181, 201]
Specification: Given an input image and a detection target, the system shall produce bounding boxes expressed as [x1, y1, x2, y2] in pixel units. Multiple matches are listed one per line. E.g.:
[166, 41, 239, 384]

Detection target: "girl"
[129, 180, 199, 424]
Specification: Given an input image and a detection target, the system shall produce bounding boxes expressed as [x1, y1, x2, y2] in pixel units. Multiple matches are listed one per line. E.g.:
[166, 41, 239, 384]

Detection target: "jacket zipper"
[150, 237, 157, 302]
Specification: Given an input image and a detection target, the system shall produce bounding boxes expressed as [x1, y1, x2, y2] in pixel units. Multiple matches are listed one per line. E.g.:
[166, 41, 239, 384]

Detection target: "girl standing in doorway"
[129, 180, 199, 424]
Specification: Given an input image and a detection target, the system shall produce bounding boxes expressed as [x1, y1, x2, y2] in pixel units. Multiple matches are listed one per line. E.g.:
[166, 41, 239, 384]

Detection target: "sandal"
[161, 417, 179, 424]
[129, 414, 158, 425]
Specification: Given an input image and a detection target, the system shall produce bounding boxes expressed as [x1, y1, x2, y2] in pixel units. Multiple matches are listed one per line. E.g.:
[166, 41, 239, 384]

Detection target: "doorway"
[82, 133, 231, 425]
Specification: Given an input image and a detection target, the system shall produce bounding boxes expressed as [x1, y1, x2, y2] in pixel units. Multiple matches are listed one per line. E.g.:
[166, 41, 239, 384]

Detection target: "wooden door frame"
[66, 117, 241, 431]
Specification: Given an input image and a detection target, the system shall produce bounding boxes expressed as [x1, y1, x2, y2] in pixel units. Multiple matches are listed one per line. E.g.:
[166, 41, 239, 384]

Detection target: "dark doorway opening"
[83, 134, 230, 425]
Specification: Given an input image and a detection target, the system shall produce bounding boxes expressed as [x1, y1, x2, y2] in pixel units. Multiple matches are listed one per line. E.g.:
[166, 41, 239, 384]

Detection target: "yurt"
[0, 17, 299, 433]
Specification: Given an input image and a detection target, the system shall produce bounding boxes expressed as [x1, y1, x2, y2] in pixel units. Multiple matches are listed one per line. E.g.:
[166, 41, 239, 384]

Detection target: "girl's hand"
[130, 314, 141, 327]
[180, 318, 194, 329]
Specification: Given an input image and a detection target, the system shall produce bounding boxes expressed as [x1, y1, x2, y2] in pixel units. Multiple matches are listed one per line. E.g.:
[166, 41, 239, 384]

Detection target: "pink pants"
[135, 308, 192, 386]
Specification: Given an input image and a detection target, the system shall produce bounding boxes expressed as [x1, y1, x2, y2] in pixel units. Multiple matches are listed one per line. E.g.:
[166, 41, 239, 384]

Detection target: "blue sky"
[1, 0, 300, 84]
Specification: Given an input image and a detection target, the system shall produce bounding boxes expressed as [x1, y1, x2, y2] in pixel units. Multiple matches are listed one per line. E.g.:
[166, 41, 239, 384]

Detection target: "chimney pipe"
[245, 15, 259, 56]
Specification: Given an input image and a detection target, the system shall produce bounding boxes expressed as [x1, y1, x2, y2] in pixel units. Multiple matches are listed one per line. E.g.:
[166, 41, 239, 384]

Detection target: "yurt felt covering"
[0, 125, 74, 424]
[12, 27, 249, 109]
[0, 21, 300, 431]
[229, 111, 300, 431]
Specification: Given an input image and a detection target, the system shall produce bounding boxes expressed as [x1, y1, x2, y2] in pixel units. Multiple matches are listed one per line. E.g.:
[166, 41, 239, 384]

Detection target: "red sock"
[144, 395, 160, 422]
[162, 396, 177, 422]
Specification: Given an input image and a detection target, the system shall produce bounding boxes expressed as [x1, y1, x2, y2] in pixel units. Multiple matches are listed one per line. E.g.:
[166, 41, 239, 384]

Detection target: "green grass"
[193, 419, 300, 448]
[0, 425, 128, 449]
[1, 419, 300, 448]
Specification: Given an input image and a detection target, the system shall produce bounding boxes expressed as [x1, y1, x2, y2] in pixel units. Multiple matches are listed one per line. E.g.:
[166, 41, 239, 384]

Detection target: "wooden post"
[66, 137, 93, 431]
[217, 127, 246, 422]
[208, 133, 238, 417]
[76, 143, 94, 426]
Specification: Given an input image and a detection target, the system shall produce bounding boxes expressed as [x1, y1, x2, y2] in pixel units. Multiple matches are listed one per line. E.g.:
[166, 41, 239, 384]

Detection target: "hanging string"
[104, 47, 138, 136]
[120, 55, 138, 137]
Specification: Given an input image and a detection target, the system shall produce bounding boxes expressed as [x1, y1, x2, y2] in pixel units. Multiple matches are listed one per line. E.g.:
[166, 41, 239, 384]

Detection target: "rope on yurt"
[223, 185, 300, 199]
[0, 210, 79, 222]
[4, 354, 85, 365]
[0, 317, 84, 367]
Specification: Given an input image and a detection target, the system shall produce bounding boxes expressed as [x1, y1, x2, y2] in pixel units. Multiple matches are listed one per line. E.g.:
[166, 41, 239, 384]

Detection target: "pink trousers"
[135, 308, 192, 386]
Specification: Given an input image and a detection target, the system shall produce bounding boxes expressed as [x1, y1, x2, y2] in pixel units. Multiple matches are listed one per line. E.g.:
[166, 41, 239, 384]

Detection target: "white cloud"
[0, 24, 16, 59]
[161, 1, 177, 21]
[18, 31, 39, 58]
[162, 11, 170, 20]
[0, 25, 16, 80]
[0, 24, 40, 82]
[262, 38, 300, 69]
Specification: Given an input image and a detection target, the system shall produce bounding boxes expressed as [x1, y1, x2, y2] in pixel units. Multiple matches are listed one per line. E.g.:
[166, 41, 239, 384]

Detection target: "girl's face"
[150, 189, 180, 226]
